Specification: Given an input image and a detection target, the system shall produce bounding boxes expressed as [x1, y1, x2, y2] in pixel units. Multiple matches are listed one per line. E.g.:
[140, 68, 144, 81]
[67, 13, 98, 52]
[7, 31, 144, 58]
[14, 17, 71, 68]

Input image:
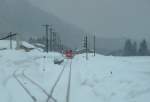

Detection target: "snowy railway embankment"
[0, 48, 150, 102]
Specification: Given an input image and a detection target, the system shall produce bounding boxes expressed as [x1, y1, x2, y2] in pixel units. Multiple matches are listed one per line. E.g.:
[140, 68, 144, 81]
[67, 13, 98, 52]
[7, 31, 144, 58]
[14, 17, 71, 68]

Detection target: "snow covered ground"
[0, 46, 150, 102]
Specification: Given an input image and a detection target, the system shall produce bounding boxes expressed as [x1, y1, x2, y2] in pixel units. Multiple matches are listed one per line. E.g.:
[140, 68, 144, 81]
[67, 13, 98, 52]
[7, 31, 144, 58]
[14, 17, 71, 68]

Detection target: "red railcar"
[65, 50, 73, 58]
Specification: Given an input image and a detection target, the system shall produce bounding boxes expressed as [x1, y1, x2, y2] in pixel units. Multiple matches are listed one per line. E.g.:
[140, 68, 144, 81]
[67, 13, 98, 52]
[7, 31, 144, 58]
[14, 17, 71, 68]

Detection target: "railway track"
[13, 70, 37, 102]
[46, 59, 69, 102]
[66, 59, 72, 102]
[22, 70, 57, 102]
[13, 56, 73, 102]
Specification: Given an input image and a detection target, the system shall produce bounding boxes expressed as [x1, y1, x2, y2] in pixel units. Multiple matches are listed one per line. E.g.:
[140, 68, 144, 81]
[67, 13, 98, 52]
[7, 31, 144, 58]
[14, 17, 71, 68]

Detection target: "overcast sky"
[29, 0, 150, 39]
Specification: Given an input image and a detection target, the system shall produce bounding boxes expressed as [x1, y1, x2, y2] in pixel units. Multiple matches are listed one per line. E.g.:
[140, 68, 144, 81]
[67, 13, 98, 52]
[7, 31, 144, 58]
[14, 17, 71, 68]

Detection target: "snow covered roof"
[0, 40, 35, 50]
[34, 43, 45, 47]
[21, 41, 35, 49]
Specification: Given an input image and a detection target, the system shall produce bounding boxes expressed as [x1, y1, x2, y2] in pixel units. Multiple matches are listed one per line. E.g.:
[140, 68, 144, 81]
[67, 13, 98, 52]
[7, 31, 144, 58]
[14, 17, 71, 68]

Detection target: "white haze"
[29, 0, 150, 39]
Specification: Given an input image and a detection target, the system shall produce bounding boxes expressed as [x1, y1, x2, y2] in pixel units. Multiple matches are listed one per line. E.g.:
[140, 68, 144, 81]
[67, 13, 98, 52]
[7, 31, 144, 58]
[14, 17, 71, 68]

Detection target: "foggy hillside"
[0, 0, 84, 47]
[0, 0, 146, 54]
[29, 0, 150, 52]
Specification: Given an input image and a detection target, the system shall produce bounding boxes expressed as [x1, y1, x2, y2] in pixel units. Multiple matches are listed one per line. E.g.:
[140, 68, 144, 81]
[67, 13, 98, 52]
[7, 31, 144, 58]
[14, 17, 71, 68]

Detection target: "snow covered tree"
[138, 39, 149, 56]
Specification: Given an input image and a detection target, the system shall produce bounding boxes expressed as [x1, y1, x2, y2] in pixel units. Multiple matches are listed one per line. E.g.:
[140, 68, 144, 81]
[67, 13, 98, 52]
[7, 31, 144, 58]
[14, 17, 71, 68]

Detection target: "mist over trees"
[138, 39, 149, 56]
[123, 39, 149, 56]
[123, 39, 133, 56]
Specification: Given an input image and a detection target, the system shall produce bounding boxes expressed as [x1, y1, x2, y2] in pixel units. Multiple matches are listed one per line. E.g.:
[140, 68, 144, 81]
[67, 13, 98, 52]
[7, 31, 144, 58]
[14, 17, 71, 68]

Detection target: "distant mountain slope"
[0, 0, 143, 54]
[0, 0, 83, 47]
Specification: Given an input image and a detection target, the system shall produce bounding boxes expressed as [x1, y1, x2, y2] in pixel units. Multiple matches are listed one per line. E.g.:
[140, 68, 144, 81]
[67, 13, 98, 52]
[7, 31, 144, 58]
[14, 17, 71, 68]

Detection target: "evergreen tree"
[123, 39, 133, 56]
[139, 39, 149, 56]
[132, 41, 137, 56]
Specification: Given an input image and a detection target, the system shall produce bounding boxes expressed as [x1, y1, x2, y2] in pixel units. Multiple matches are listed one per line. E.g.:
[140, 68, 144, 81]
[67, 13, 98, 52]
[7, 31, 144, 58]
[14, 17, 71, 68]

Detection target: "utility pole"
[85, 35, 88, 60]
[9, 32, 12, 49]
[52, 32, 57, 51]
[49, 26, 53, 51]
[57, 36, 61, 52]
[16, 33, 21, 49]
[93, 34, 96, 56]
[9, 32, 17, 49]
[83, 35, 88, 60]
[42, 24, 50, 53]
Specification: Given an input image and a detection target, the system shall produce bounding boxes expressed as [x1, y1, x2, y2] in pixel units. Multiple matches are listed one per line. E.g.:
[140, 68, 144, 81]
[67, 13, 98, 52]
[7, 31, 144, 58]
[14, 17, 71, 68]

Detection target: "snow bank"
[21, 41, 35, 49]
